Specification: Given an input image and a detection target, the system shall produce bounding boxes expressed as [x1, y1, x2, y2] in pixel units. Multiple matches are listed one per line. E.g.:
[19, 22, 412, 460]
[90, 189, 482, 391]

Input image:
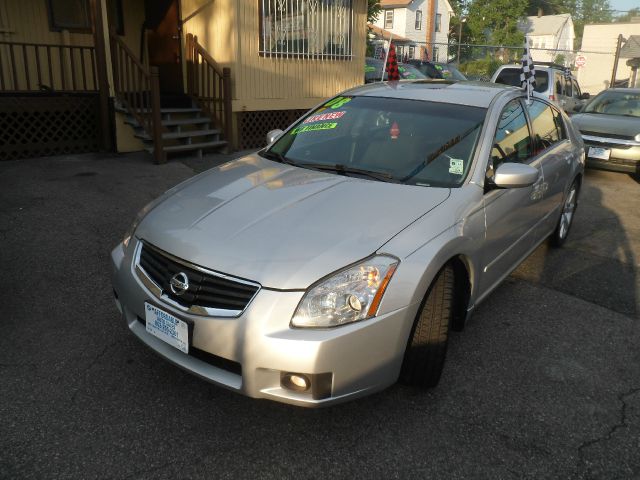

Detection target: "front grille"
[581, 130, 634, 141]
[136, 316, 242, 376]
[138, 242, 260, 313]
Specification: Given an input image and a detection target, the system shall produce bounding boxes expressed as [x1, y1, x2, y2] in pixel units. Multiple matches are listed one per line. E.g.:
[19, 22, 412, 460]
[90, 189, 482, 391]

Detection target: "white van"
[491, 63, 590, 113]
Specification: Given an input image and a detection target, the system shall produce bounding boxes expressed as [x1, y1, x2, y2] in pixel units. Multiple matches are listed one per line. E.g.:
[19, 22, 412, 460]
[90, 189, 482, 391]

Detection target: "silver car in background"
[111, 81, 585, 407]
[570, 88, 640, 174]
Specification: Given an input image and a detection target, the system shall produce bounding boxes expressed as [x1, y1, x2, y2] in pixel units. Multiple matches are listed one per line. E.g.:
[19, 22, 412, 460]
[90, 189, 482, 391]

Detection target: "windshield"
[398, 63, 428, 80]
[434, 63, 467, 81]
[583, 90, 640, 117]
[365, 58, 428, 82]
[263, 96, 486, 188]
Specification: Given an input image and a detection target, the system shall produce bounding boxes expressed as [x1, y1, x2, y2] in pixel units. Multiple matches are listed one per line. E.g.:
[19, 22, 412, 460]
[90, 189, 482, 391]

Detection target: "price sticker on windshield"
[449, 158, 464, 175]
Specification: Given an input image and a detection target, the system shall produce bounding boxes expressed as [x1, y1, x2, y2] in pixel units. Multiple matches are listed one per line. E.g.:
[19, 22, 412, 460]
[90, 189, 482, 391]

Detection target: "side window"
[490, 100, 533, 171]
[572, 80, 581, 98]
[555, 75, 563, 95]
[552, 107, 567, 140]
[527, 100, 564, 151]
[563, 76, 572, 97]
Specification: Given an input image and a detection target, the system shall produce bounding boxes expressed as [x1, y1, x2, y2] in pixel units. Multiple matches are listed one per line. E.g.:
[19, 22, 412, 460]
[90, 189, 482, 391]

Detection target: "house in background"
[577, 20, 640, 94]
[371, 0, 454, 62]
[518, 12, 575, 65]
[0, 0, 368, 162]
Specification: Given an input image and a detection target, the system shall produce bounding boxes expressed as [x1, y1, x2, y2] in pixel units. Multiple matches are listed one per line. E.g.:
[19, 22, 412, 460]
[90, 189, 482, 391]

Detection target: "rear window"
[494, 68, 549, 93]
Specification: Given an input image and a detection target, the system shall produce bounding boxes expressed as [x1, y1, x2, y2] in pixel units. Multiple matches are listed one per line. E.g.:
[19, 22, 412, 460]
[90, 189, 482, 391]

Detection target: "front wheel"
[400, 264, 454, 388]
[551, 180, 579, 247]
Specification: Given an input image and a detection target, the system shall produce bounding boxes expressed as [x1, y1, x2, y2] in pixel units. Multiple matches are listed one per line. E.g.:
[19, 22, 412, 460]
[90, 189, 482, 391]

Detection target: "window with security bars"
[259, 0, 353, 59]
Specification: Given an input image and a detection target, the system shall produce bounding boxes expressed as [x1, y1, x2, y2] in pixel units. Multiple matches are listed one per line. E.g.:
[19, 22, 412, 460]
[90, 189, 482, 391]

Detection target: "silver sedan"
[111, 81, 585, 407]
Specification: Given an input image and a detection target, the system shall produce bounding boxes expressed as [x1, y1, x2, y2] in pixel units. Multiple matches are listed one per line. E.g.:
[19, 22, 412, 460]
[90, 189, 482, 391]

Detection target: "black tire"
[400, 264, 455, 388]
[550, 180, 579, 247]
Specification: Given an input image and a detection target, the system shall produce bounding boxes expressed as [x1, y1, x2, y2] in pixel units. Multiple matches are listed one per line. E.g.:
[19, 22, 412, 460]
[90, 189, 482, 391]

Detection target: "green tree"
[466, 0, 527, 45]
[367, 1, 382, 24]
[613, 7, 640, 22]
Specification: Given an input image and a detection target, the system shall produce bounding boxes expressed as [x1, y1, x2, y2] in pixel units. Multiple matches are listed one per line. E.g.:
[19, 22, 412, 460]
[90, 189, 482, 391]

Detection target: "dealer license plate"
[144, 302, 189, 354]
[588, 146, 611, 160]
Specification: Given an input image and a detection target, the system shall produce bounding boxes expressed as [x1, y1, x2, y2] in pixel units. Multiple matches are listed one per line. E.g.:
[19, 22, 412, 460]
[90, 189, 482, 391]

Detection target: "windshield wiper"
[260, 150, 297, 165]
[296, 162, 400, 183]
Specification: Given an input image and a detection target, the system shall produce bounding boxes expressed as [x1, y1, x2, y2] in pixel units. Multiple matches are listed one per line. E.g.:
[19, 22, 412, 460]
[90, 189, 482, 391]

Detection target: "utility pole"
[610, 34, 624, 88]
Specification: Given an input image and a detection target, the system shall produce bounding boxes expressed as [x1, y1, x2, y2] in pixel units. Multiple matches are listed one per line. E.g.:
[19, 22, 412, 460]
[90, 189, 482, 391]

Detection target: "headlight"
[291, 255, 399, 328]
[122, 200, 156, 248]
[635, 133, 640, 142]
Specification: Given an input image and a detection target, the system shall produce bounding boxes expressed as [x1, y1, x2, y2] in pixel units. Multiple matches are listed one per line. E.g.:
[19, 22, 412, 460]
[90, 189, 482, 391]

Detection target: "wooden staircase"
[117, 103, 227, 158]
[109, 31, 232, 163]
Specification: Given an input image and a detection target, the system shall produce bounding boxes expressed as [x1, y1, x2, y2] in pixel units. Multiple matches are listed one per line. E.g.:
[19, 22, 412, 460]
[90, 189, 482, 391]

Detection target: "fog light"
[281, 372, 311, 392]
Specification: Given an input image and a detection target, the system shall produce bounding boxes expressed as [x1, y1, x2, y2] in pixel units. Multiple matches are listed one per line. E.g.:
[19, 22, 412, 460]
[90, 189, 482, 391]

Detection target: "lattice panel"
[237, 109, 308, 150]
[0, 94, 99, 161]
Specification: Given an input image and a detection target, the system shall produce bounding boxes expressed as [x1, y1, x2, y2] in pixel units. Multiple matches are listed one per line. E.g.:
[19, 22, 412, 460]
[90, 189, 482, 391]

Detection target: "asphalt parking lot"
[1, 153, 638, 479]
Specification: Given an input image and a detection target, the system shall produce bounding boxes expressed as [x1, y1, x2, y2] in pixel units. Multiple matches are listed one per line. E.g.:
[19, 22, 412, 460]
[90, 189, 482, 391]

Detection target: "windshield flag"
[520, 37, 536, 105]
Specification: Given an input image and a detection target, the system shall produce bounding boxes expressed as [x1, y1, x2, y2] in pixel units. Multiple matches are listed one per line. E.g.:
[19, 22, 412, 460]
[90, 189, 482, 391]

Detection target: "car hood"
[136, 155, 450, 289]
[571, 113, 640, 138]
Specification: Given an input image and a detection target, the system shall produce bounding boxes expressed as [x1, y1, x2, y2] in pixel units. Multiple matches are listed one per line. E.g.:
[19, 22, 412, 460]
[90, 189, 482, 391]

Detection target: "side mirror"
[493, 163, 539, 188]
[266, 129, 284, 145]
[579, 92, 590, 100]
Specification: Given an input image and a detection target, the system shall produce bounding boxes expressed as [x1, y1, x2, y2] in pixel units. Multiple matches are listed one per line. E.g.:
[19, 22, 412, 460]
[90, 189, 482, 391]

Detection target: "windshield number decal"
[449, 158, 464, 175]
[303, 111, 346, 124]
[324, 97, 351, 109]
[291, 122, 338, 135]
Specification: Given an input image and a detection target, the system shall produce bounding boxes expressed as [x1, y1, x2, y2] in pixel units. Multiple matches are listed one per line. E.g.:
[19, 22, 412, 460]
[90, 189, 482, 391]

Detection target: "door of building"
[145, 0, 183, 94]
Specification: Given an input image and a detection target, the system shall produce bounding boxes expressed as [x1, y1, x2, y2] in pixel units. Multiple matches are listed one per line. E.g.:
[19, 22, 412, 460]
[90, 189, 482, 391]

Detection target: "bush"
[459, 57, 503, 81]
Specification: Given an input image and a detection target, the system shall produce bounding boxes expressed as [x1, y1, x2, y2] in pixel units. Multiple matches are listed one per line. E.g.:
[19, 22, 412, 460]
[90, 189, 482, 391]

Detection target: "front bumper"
[111, 241, 416, 407]
[582, 135, 640, 174]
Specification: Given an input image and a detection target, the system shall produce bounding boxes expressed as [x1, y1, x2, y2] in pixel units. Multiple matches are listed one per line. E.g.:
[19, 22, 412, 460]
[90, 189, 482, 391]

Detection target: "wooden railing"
[0, 41, 97, 92]
[109, 32, 165, 163]
[186, 33, 232, 143]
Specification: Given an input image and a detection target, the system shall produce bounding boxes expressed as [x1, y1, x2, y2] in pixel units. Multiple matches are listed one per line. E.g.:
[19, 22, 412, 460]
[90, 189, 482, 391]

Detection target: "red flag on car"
[386, 43, 400, 81]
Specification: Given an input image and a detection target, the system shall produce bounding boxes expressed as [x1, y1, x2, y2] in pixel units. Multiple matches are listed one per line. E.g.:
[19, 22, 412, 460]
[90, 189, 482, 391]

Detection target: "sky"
[609, 0, 639, 13]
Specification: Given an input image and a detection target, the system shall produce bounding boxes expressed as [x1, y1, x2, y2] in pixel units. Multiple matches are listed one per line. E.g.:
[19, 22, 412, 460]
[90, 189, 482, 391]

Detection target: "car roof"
[345, 80, 515, 108]
[496, 64, 576, 77]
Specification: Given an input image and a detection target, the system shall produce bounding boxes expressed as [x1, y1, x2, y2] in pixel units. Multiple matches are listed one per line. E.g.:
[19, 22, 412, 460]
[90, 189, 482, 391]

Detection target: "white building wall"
[402, 0, 427, 44]
[373, 0, 454, 62]
[433, 0, 452, 61]
[373, 7, 408, 38]
[577, 22, 640, 94]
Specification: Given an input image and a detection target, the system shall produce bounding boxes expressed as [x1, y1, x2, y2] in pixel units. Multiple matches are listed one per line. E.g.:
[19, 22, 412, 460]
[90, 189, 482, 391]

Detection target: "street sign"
[575, 55, 587, 68]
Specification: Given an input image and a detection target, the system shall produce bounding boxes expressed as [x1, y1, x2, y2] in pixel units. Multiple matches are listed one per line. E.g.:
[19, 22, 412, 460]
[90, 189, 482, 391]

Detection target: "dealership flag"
[385, 43, 401, 81]
[520, 37, 536, 104]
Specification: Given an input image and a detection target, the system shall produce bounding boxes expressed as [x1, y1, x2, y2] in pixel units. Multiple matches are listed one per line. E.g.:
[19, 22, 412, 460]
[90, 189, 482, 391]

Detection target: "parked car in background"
[112, 81, 584, 407]
[433, 63, 468, 81]
[405, 59, 444, 79]
[491, 63, 589, 114]
[364, 57, 428, 83]
[406, 60, 468, 81]
[571, 88, 640, 174]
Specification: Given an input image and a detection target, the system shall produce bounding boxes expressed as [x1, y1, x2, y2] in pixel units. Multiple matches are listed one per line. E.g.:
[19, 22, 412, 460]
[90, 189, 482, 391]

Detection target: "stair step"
[135, 128, 220, 141]
[146, 140, 227, 155]
[162, 117, 211, 127]
[161, 108, 201, 114]
[162, 140, 227, 153]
